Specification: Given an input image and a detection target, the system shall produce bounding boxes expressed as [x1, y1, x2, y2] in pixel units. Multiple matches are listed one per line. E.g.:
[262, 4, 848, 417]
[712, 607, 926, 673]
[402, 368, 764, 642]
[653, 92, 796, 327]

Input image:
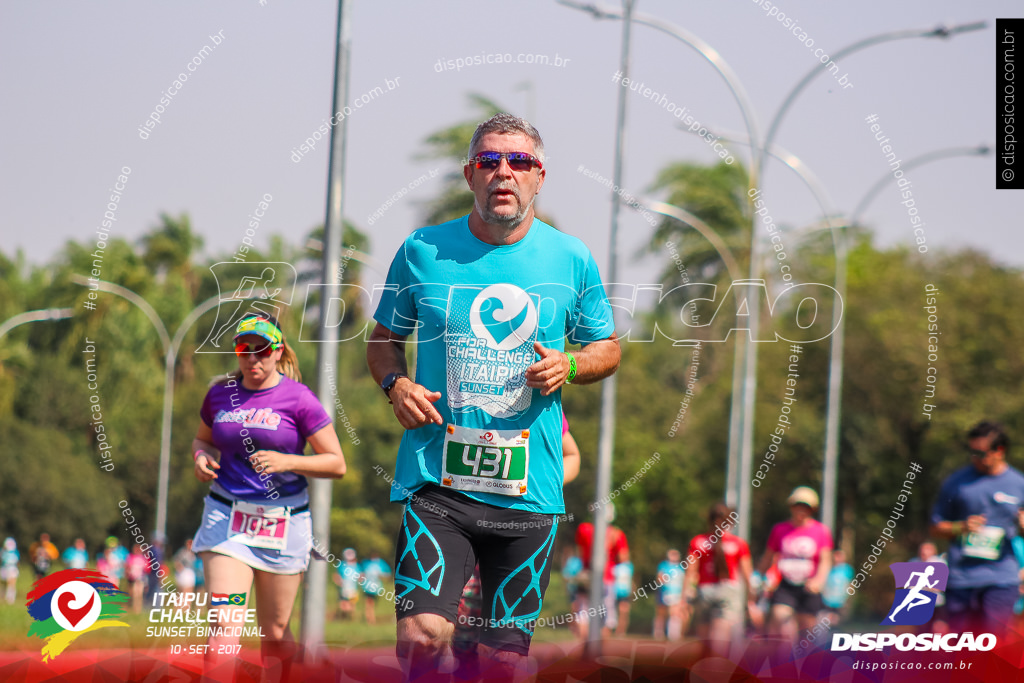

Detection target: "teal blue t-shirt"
[373, 216, 615, 514]
[657, 560, 684, 600]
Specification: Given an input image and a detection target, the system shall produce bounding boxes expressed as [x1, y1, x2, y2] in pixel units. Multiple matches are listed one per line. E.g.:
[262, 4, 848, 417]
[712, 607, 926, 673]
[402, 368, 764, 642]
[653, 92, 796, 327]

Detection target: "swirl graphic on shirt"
[446, 284, 538, 418]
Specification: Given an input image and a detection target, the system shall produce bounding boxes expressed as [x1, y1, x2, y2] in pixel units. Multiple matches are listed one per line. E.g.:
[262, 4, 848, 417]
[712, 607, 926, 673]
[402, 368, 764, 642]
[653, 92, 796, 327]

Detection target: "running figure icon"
[887, 565, 939, 622]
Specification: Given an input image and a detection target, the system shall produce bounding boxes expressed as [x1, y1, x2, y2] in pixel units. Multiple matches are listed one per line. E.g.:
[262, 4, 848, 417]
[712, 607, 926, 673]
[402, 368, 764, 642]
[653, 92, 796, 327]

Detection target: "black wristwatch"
[380, 372, 408, 401]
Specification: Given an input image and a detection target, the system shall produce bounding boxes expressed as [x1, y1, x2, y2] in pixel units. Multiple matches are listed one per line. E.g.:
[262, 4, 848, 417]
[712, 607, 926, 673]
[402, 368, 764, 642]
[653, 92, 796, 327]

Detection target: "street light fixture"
[763, 22, 987, 160]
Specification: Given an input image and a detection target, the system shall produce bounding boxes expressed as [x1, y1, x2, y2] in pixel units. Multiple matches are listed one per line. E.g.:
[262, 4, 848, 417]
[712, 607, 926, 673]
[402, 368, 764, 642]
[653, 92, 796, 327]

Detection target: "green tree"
[645, 160, 751, 285]
[141, 212, 205, 296]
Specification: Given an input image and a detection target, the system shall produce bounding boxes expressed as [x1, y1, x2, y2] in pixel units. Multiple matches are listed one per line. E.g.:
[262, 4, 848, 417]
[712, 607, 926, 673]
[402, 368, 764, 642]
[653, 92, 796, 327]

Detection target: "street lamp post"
[686, 128, 989, 532]
[583, 0, 634, 654]
[557, 4, 987, 543]
[303, 0, 353, 656]
[557, 0, 764, 540]
[0, 308, 74, 341]
[731, 20, 984, 538]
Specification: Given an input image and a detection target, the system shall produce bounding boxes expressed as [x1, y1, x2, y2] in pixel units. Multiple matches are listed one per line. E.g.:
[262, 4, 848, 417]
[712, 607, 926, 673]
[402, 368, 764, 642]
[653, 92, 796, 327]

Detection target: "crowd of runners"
[0, 532, 202, 614]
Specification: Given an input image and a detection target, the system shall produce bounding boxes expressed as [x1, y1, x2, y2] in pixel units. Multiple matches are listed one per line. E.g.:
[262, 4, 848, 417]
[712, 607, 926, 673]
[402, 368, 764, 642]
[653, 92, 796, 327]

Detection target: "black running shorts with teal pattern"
[393, 484, 558, 654]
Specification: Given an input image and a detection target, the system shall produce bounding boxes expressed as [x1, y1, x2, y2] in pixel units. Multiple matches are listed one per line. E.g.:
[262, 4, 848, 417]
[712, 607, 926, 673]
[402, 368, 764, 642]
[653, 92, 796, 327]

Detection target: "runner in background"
[611, 557, 634, 636]
[912, 541, 948, 631]
[62, 538, 89, 570]
[191, 313, 346, 679]
[29, 533, 58, 579]
[125, 543, 147, 614]
[334, 548, 360, 621]
[576, 504, 630, 638]
[758, 487, 833, 648]
[561, 546, 588, 640]
[654, 549, 684, 641]
[143, 535, 167, 607]
[821, 548, 854, 627]
[930, 421, 1024, 636]
[97, 543, 122, 588]
[1, 538, 19, 604]
[685, 502, 753, 657]
[360, 551, 392, 625]
[173, 539, 199, 608]
[746, 570, 769, 635]
[95, 536, 127, 589]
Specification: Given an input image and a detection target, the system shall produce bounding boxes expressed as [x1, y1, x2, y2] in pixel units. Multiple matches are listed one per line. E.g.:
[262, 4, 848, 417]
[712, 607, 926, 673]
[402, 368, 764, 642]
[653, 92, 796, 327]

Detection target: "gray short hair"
[468, 113, 545, 163]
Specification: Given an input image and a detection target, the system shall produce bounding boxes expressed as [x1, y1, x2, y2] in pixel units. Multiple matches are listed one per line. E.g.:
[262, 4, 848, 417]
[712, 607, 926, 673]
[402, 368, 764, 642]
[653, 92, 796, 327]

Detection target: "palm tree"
[644, 160, 750, 286]
[141, 212, 205, 294]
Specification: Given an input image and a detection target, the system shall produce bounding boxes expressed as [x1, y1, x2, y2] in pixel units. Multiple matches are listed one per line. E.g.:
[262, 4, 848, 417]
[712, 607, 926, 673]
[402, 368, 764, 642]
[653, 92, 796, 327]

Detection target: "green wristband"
[565, 352, 577, 384]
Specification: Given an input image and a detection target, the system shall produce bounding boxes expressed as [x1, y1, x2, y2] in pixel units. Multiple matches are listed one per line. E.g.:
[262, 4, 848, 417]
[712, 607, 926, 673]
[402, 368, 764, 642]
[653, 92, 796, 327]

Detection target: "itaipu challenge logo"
[26, 569, 129, 661]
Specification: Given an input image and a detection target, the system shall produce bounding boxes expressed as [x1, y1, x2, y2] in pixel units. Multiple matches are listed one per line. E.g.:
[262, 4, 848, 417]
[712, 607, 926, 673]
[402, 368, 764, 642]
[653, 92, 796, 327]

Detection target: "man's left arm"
[525, 334, 620, 396]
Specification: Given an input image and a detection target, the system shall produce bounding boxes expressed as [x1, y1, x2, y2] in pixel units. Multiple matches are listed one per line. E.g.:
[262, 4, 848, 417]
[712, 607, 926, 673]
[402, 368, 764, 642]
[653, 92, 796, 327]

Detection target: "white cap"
[788, 486, 820, 509]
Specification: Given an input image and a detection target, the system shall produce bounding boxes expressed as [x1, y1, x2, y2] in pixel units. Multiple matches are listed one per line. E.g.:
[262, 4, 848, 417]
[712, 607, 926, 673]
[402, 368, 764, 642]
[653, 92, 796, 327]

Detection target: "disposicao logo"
[26, 569, 129, 661]
[832, 561, 996, 653]
[884, 561, 948, 626]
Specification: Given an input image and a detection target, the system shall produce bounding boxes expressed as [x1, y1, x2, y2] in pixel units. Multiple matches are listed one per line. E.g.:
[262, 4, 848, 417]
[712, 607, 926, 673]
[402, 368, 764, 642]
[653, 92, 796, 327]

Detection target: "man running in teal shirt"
[367, 113, 620, 680]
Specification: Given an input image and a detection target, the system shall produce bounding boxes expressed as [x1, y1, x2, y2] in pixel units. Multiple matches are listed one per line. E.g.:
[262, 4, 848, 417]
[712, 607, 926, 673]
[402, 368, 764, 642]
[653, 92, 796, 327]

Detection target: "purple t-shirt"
[200, 375, 332, 500]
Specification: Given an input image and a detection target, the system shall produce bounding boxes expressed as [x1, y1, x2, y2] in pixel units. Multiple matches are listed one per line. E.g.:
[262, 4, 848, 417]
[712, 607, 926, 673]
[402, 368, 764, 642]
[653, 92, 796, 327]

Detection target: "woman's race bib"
[228, 500, 290, 550]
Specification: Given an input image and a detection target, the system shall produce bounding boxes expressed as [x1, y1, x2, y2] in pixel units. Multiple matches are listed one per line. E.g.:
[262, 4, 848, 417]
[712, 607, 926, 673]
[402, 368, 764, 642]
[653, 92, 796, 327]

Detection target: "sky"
[1, 0, 1018, 293]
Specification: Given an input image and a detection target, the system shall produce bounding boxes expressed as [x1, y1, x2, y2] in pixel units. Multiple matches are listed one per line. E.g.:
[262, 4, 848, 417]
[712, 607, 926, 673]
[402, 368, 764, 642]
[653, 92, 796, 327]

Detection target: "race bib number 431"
[441, 424, 529, 496]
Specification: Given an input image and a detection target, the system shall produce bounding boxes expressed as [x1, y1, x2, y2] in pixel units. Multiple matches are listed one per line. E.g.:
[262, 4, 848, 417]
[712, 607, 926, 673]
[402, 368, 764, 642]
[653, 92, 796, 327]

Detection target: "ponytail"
[276, 340, 301, 382]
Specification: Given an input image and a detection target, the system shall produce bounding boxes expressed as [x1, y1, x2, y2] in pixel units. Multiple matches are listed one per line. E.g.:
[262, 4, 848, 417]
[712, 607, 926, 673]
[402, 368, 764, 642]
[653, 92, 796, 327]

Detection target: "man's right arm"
[932, 517, 987, 540]
[366, 322, 443, 430]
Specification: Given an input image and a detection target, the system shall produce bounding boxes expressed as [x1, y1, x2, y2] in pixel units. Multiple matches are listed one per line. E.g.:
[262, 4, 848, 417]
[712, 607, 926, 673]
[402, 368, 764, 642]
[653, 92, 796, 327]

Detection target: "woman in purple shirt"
[191, 313, 345, 671]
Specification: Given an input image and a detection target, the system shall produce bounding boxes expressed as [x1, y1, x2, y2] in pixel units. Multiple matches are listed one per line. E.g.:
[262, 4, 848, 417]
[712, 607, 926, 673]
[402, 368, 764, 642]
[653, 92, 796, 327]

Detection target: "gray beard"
[476, 188, 536, 229]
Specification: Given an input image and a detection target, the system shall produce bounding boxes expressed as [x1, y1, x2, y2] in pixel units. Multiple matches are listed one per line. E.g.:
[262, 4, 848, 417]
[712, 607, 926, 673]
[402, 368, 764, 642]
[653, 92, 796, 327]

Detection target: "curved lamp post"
[0, 308, 74, 341]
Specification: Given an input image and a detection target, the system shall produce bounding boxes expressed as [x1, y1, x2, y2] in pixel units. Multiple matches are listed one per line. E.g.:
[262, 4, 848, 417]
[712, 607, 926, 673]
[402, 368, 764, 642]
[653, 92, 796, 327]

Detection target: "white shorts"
[0, 566, 17, 581]
[192, 486, 313, 575]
